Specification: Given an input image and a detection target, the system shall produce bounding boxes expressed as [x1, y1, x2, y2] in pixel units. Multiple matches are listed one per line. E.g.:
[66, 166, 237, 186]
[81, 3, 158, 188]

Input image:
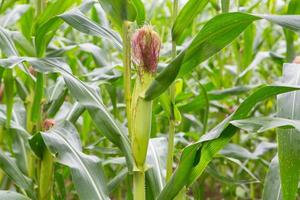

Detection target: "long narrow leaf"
[172, 0, 209, 43]
[262, 155, 282, 200]
[0, 191, 30, 200]
[41, 121, 109, 200]
[0, 150, 34, 198]
[0, 56, 134, 170]
[231, 117, 300, 133]
[59, 9, 122, 50]
[145, 13, 300, 100]
[157, 85, 300, 199]
[276, 63, 300, 200]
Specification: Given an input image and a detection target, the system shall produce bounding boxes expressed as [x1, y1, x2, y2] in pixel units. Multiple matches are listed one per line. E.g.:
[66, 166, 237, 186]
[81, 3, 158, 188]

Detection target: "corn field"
[0, 0, 300, 199]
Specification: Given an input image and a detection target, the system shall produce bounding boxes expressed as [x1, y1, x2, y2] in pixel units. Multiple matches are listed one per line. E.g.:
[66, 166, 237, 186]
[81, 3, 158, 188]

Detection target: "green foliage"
[0, 0, 299, 199]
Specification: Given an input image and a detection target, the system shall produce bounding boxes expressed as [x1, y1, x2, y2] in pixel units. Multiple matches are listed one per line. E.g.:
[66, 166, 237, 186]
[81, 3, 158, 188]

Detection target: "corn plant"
[1, 0, 300, 199]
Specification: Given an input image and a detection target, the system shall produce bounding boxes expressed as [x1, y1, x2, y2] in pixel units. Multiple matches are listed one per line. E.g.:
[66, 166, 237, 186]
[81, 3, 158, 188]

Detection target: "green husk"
[131, 72, 153, 170]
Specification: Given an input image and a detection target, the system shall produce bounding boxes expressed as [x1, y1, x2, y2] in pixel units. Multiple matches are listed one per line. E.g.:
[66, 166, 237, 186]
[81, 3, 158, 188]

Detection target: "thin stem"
[36, 0, 46, 16]
[123, 21, 132, 137]
[4, 69, 14, 129]
[199, 83, 209, 136]
[39, 150, 54, 200]
[166, 117, 175, 180]
[166, 0, 178, 182]
[175, 187, 186, 200]
[35, 1, 53, 198]
[31, 72, 44, 130]
[133, 171, 145, 200]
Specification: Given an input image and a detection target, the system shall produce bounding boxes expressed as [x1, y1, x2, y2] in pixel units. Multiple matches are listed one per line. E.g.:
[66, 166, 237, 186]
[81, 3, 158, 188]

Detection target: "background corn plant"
[0, 0, 300, 199]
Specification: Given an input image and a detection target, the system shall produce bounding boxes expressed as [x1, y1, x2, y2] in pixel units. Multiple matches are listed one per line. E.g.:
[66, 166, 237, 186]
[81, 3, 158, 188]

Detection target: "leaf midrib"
[51, 129, 107, 200]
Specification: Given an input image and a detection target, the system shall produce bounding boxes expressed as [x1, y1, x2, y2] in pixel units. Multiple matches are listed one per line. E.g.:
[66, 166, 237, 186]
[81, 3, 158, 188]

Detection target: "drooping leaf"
[231, 117, 300, 133]
[35, 0, 78, 30]
[0, 150, 34, 198]
[146, 137, 167, 198]
[131, 0, 146, 26]
[107, 168, 128, 193]
[220, 143, 258, 160]
[262, 155, 282, 200]
[145, 13, 300, 100]
[34, 1, 94, 56]
[0, 4, 29, 27]
[46, 77, 68, 118]
[0, 56, 134, 171]
[276, 63, 300, 200]
[172, 0, 209, 43]
[40, 121, 109, 200]
[63, 74, 134, 170]
[0, 191, 31, 200]
[206, 157, 259, 185]
[157, 85, 300, 199]
[0, 105, 29, 138]
[59, 9, 122, 50]
[98, 0, 145, 30]
[0, 28, 34, 79]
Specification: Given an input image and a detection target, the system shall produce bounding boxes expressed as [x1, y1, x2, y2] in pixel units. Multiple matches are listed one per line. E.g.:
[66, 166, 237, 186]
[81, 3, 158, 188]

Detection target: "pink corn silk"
[43, 119, 55, 131]
[132, 26, 161, 73]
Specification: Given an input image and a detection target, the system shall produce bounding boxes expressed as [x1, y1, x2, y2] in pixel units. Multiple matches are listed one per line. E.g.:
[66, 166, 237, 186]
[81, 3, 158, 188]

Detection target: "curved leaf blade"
[59, 9, 122, 50]
[145, 12, 260, 100]
[0, 150, 34, 198]
[98, 0, 145, 30]
[157, 85, 300, 199]
[231, 117, 300, 133]
[0, 56, 134, 171]
[132, 0, 146, 26]
[0, 191, 31, 200]
[172, 0, 209, 43]
[262, 155, 282, 200]
[146, 137, 167, 198]
[63, 74, 134, 170]
[41, 121, 109, 200]
[277, 63, 300, 200]
[145, 13, 300, 100]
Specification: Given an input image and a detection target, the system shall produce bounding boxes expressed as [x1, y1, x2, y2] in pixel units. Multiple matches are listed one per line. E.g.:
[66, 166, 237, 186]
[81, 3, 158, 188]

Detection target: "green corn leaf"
[276, 63, 300, 200]
[63, 74, 134, 170]
[220, 143, 258, 160]
[157, 85, 300, 200]
[59, 9, 122, 50]
[146, 137, 167, 198]
[36, 8, 122, 56]
[3, 69, 14, 128]
[40, 121, 109, 200]
[0, 28, 34, 79]
[34, 0, 79, 29]
[145, 13, 300, 101]
[0, 105, 29, 138]
[66, 102, 85, 124]
[46, 77, 68, 118]
[0, 150, 34, 198]
[0, 4, 29, 28]
[0, 56, 134, 171]
[221, 0, 230, 13]
[107, 168, 128, 193]
[34, 0, 79, 56]
[98, 0, 145, 30]
[0, 191, 31, 200]
[262, 155, 282, 200]
[206, 157, 259, 184]
[34, 1, 94, 57]
[132, 0, 146, 26]
[284, 0, 300, 62]
[231, 117, 300, 133]
[172, 0, 209, 43]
